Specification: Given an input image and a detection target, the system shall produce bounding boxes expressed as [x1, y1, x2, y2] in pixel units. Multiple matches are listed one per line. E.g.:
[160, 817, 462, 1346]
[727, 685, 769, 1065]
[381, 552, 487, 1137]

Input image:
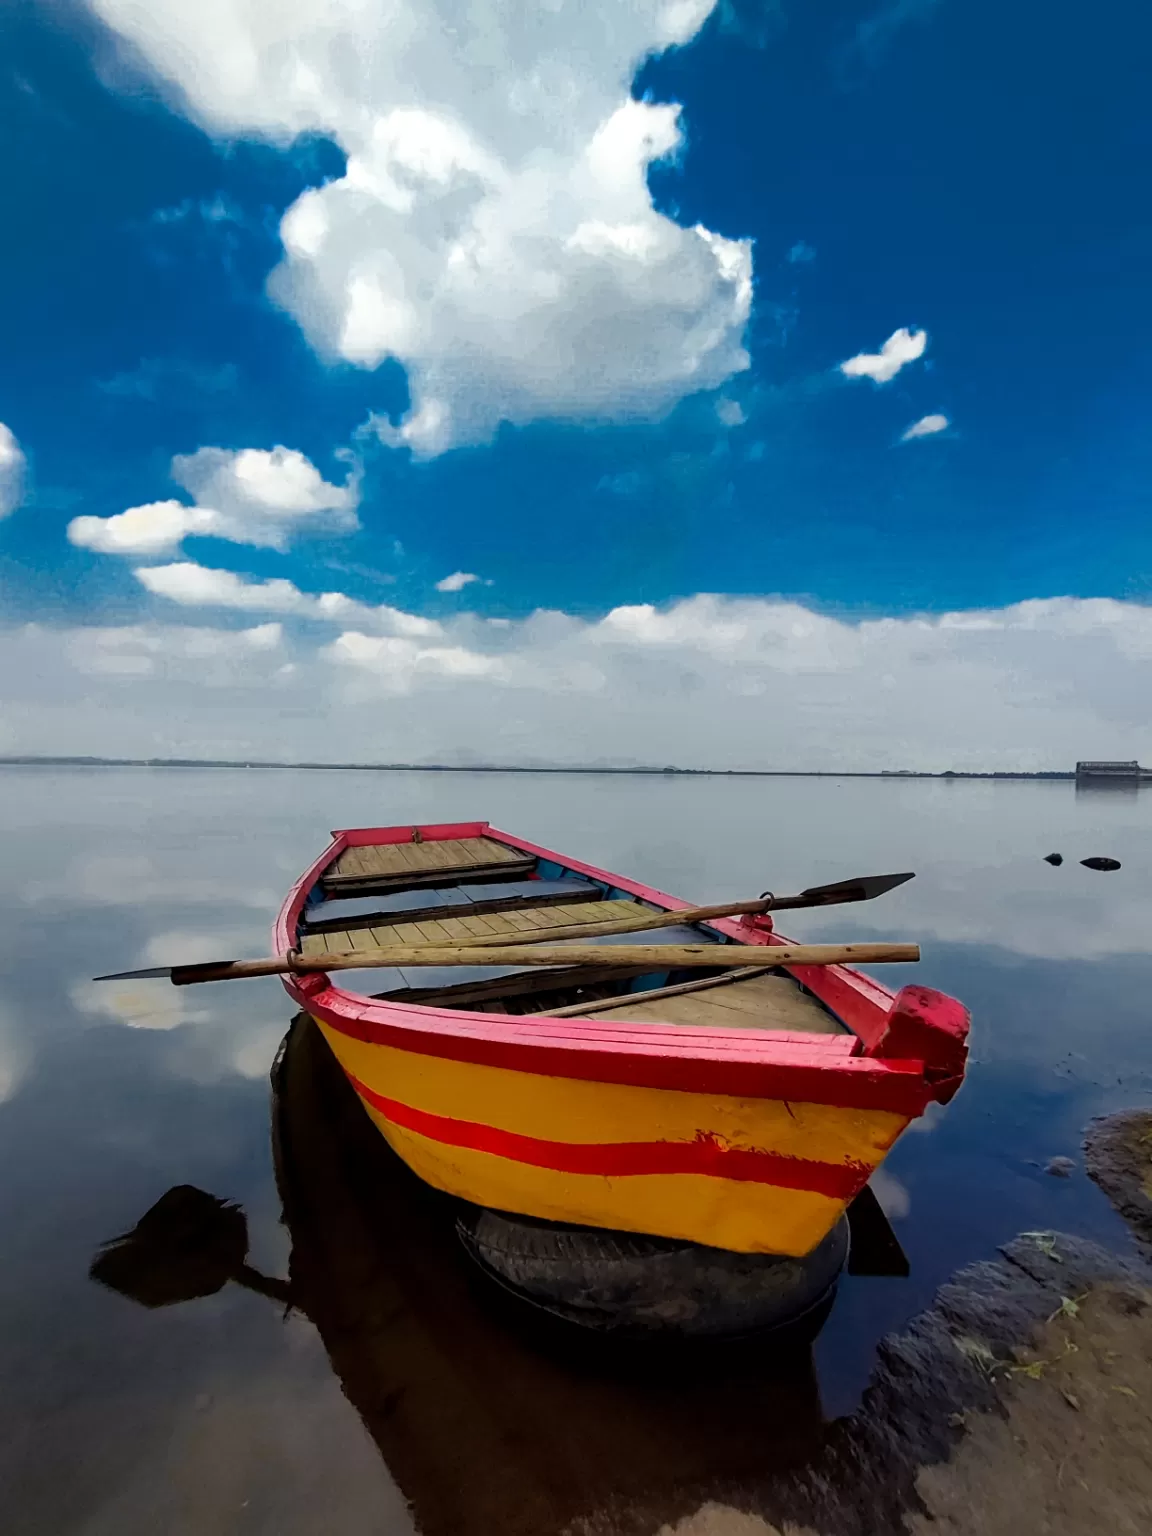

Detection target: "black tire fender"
[455, 1207, 850, 1337]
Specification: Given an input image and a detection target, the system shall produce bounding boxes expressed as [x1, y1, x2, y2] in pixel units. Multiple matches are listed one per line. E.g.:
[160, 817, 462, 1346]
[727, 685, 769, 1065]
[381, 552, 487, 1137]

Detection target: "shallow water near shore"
[2, 766, 1151, 1534]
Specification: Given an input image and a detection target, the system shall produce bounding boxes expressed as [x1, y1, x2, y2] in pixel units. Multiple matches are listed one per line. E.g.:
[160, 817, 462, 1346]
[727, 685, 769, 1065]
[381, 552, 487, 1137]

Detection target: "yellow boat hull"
[312, 1017, 909, 1257]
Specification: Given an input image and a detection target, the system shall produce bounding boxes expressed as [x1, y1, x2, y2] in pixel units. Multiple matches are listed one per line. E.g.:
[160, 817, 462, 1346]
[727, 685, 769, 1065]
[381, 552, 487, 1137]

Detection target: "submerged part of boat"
[275, 821, 970, 1264]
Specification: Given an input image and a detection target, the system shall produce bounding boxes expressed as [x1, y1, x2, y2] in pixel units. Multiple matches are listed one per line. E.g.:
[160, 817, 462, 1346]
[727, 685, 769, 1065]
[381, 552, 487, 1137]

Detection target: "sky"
[1, 0, 1150, 769]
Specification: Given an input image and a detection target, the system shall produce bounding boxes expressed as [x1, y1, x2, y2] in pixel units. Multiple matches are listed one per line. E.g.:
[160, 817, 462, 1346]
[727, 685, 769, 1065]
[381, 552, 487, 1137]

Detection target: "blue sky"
[1, 0, 1150, 768]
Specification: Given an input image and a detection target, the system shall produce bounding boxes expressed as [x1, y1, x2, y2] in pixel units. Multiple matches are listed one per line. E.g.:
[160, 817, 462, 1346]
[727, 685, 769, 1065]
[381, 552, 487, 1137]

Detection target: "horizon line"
[0, 755, 1095, 780]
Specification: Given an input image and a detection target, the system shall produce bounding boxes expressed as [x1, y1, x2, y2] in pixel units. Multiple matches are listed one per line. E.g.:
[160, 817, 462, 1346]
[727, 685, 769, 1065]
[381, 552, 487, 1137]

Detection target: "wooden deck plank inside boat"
[324, 864, 537, 896]
[453, 913, 497, 938]
[582, 973, 844, 1034]
[345, 927, 384, 953]
[380, 962, 659, 1009]
[492, 906, 556, 933]
[410, 900, 638, 946]
[407, 918, 451, 944]
[323, 835, 532, 891]
[297, 900, 647, 958]
[299, 929, 353, 956]
[300, 881, 608, 934]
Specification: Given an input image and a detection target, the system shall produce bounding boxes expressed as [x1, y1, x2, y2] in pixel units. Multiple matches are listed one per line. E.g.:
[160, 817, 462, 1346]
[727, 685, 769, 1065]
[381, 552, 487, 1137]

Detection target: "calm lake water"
[2, 767, 1150, 1534]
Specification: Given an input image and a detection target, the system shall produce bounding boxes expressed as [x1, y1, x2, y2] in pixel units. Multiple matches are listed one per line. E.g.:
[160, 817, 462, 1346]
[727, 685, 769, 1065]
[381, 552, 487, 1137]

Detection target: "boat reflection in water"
[92, 1014, 897, 1536]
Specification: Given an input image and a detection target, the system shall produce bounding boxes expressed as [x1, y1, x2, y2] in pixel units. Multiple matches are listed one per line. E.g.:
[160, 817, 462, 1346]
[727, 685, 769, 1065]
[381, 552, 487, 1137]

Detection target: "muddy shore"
[585, 1110, 1152, 1536]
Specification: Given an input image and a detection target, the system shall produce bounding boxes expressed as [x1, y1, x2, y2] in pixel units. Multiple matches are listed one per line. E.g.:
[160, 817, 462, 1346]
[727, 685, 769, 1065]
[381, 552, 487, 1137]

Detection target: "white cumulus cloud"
[901, 412, 949, 440]
[325, 630, 508, 692]
[68, 500, 221, 556]
[87, 0, 751, 454]
[0, 423, 26, 519]
[840, 327, 927, 384]
[135, 561, 442, 637]
[435, 571, 480, 593]
[68, 445, 358, 555]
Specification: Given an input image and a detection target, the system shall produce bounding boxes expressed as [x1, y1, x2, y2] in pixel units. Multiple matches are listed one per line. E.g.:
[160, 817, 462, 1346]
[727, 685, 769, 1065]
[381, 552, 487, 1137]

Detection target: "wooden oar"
[413, 871, 916, 950]
[97, 940, 918, 987]
[96, 872, 913, 984]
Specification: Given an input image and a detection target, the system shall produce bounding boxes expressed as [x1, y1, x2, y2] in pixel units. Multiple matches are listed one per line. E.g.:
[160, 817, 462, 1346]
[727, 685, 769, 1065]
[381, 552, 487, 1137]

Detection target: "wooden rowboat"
[275, 821, 969, 1260]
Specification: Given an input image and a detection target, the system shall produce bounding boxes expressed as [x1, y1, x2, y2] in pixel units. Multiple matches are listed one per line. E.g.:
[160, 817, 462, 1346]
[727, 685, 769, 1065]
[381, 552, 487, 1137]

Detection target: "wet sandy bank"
[585, 1110, 1152, 1536]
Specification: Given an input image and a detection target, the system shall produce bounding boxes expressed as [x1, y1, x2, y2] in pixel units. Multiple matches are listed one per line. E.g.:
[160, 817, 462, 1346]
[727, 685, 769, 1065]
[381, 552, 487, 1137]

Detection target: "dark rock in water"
[1044, 852, 1064, 866]
[1045, 1155, 1076, 1177]
[1081, 856, 1122, 871]
[1085, 1110, 1152, 1253]
[89, 1185, 246, 1307]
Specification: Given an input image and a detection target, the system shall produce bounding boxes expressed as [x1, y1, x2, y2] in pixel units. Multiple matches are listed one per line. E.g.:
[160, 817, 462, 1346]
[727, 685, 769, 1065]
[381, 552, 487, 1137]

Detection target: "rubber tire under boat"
[454, 1206, 849, 1340]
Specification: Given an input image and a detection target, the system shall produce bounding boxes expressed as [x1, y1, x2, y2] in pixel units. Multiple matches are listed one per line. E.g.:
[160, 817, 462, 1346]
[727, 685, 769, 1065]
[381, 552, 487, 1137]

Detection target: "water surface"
[1, 768, 1149, 1533]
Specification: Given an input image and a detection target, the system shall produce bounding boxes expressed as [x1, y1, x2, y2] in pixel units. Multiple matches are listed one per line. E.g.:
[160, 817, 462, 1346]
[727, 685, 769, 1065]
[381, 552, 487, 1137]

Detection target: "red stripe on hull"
[348, 1073, 870, 1199]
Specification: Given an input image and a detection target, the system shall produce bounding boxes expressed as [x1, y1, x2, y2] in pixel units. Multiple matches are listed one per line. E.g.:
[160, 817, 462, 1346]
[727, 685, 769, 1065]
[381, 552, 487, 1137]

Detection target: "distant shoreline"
[0, 755, 1083, 780]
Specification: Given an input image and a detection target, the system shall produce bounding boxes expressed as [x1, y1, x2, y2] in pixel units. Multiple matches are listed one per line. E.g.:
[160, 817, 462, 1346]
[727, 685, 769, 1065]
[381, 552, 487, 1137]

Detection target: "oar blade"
[797, 871, 915, 904]
[93, 965, 179, 982]
[94, 956, 278, 985]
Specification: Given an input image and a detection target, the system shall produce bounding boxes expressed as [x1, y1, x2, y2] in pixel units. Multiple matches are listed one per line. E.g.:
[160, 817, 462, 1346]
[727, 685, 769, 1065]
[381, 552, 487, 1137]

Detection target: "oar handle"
[303, 940, 919, 973]
[171, 957, 298, 985]
[169, 941, 919, 984]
